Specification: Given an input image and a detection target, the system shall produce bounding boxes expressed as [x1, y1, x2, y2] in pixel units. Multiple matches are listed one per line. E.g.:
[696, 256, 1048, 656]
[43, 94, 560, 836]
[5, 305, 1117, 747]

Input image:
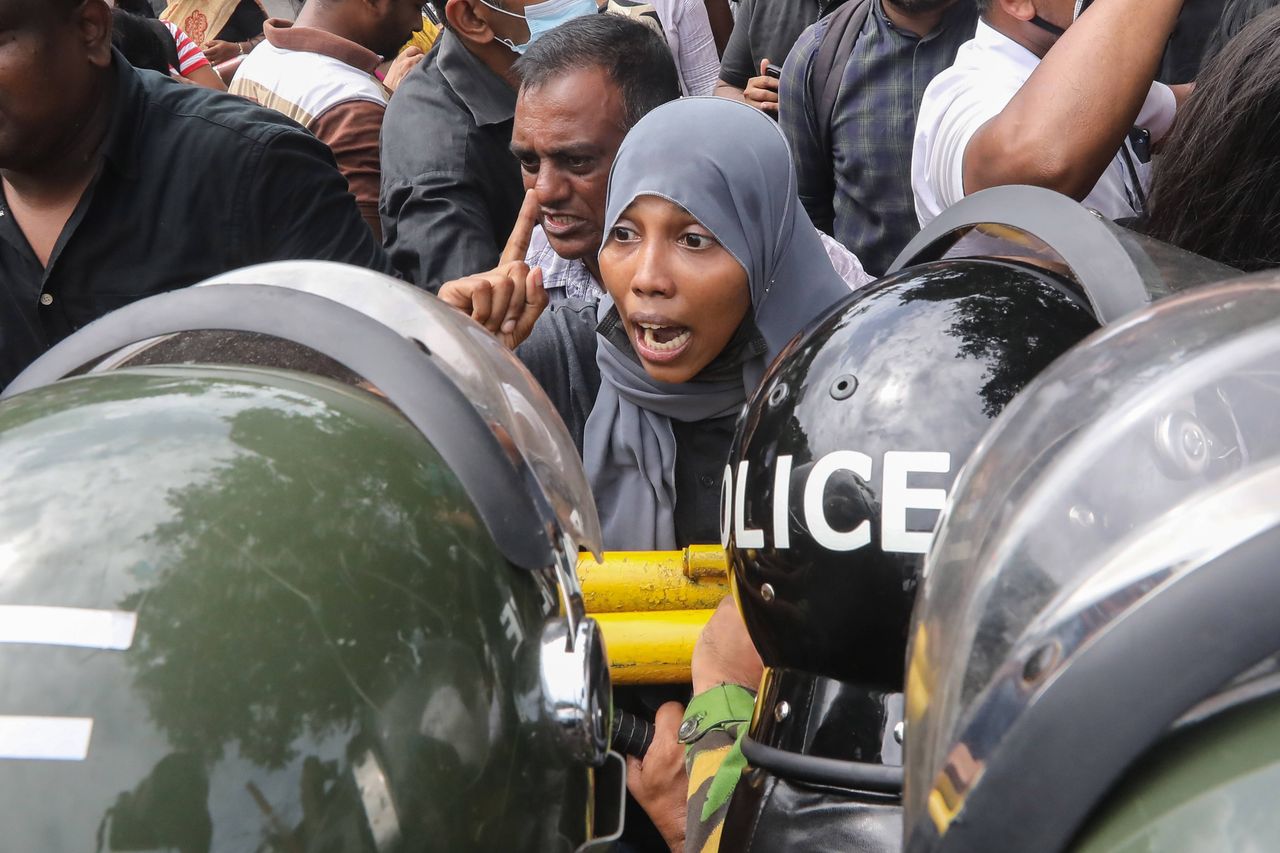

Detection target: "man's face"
[0, 0, 109, 171]
[511, 66, 628, 265]
[370, 0, 426, 57]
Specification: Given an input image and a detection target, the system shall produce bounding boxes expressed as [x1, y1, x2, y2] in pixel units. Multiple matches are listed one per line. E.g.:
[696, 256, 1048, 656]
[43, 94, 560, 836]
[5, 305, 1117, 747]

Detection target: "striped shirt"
[163, 21, 212, 77]
[230, 19, 389, 236]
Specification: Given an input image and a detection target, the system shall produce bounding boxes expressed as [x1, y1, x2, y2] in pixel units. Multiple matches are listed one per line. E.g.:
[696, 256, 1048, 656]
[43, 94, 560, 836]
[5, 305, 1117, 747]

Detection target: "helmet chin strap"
[1029, 0, 1091, 38]
[1029, 14, 1065, 36]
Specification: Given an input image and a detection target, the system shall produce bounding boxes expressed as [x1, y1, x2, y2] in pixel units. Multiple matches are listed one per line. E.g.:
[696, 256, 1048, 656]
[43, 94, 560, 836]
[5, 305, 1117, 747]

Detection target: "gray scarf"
[583, 97, 852, 550]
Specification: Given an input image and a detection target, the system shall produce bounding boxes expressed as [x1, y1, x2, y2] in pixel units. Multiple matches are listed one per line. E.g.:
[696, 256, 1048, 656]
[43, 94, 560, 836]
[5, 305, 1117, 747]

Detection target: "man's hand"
[691, 596, 763, 696]
[201, 39, 243, 65]
[383, 47, 425, 93]
[743, 58, 780, 115]
[438, 189, 548, 349]
[626, 702, 689, 853]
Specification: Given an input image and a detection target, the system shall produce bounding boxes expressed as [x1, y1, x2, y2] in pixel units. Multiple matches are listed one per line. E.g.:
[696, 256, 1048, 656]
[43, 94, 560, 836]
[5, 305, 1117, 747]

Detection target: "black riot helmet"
[718, 186, 1241, 852]
[721, 258, 1098, 784]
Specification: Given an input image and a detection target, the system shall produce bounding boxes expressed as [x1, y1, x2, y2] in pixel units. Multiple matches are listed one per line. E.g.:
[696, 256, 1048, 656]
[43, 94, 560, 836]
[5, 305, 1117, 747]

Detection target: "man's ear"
[446, 0, 496, 44]
[79, 0, 115, 68]
[1001, 0, 1039, 23]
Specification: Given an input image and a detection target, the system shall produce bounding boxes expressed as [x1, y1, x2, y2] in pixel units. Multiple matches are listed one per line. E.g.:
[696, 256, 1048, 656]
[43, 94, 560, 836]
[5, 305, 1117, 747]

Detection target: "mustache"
[889, 0, 959, 12]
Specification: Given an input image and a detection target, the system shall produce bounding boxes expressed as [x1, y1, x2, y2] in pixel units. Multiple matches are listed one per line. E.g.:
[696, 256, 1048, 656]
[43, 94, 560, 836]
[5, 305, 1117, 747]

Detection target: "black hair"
[513, 13, 680, 129]
[1201, 0, 1280, 65]
[111, 8, 179, 75]
[1145, 6, 1280, 271]
[115, 0, 159, 18]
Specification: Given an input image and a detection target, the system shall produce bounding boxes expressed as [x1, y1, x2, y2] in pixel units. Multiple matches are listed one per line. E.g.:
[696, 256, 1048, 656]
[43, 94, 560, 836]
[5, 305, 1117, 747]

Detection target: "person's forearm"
[704, 0, 734, 55]
[715, 80, 748, 103]
[186, 65, 227, 91]
[964, 0, 1184, 200]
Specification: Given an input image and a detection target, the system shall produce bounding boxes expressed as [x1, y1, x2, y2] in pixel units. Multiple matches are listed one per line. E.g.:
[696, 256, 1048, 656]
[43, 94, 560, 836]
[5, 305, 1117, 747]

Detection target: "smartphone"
[765, 63, 782, 79]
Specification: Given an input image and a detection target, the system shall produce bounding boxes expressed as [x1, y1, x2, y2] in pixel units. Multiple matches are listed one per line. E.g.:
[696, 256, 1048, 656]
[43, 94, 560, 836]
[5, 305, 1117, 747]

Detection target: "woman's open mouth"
[633, 320, 693, 363]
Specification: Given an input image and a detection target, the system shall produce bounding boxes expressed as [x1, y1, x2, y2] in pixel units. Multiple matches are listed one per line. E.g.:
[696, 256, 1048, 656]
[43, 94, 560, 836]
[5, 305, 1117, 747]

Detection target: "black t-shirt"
[0, 54, 393, 388]
[216, 0, 268, 42]
[719, 0, 837, 89]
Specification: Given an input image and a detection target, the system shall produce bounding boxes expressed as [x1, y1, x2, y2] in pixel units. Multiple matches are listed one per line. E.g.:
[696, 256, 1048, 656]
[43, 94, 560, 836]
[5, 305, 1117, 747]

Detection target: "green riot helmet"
[0, 263, 621, 852]
[903, 275, 1280, 853]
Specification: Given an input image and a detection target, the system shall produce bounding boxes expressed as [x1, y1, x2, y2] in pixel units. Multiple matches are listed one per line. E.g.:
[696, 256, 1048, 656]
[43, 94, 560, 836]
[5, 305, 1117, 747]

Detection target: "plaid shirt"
[525, 225, 606, 303]
[779, 1, 976, 276]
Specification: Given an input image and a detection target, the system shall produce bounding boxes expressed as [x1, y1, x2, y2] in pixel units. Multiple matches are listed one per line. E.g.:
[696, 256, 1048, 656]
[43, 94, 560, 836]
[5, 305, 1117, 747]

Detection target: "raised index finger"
[500, 188, 540, 266]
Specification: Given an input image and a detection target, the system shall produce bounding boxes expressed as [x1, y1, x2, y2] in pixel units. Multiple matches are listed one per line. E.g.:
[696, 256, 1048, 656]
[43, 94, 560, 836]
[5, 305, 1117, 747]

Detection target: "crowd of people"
[3, 0, 1279, 849]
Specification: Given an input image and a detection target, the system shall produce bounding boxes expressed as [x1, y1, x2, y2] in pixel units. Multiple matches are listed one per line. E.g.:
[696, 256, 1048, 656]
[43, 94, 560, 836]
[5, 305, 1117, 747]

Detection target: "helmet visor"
[904, 277, 1280, 843]
[92, 262, 603, 558]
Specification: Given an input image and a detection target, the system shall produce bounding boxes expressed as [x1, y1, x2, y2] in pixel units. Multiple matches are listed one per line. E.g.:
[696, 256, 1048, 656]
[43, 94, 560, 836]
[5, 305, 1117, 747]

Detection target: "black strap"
[1118, 132, 1149, 217]
[811, 0, 874, 149]
[740, 732, 904, 794]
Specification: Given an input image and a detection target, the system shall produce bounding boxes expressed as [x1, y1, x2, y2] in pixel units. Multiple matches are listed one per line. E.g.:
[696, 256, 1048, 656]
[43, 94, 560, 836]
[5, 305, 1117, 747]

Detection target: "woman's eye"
[679, 232, 716, 250]
[611, 226, 638, 242]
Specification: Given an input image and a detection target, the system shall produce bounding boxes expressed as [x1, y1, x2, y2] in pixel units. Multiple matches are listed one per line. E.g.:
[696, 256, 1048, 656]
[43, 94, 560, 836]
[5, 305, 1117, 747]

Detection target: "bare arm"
[704, 0, 734, 55]
[715, 79, 748, 102]
[185, 64, 227, 91]
[963, 0, 1184, 200]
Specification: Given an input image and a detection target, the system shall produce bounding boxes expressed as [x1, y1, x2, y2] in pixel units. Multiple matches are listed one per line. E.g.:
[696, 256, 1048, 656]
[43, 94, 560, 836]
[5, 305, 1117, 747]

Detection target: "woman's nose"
[629, 241, 675, 298]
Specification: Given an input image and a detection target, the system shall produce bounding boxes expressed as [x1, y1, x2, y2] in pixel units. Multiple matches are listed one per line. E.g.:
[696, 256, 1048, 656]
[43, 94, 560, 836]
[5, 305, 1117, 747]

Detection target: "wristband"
[678, 683, 755, 749]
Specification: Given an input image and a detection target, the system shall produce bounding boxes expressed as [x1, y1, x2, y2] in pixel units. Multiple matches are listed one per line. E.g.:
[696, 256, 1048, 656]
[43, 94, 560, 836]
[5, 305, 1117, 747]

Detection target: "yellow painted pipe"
[577, 547, 730, 613]
[597, 609, 715, 685]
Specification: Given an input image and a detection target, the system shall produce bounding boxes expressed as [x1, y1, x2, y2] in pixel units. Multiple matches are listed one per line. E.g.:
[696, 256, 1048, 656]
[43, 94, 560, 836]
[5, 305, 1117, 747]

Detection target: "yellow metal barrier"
[577, 545, 730, 613]
[579, 547, 731, 685]
[595, 610, 715, 685]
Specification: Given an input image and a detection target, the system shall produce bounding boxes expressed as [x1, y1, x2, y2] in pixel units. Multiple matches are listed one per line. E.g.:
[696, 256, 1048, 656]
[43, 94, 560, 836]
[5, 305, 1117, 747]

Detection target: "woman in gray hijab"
[515, 97, 855, 550]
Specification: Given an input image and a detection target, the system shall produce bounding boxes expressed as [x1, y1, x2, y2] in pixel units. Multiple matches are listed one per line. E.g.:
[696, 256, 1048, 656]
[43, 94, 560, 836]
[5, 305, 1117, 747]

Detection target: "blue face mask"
[478, 0, 599, 55]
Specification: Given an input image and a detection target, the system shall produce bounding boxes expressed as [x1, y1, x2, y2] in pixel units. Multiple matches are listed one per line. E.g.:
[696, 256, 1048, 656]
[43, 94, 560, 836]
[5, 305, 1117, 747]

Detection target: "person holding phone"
[713, 0, 835, 114]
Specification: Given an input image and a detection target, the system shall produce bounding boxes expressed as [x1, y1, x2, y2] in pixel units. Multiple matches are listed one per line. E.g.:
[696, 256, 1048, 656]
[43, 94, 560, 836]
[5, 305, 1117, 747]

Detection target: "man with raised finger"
[512, 13, 681, 304]
[379, 0, 596, 292]
[508, 13, 868, 306]
[437, 188, 548, 348]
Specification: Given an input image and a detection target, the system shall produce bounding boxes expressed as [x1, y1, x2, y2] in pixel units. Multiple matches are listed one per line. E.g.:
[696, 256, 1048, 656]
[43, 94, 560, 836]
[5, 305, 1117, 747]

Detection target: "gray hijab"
[583, 97, 851, 550]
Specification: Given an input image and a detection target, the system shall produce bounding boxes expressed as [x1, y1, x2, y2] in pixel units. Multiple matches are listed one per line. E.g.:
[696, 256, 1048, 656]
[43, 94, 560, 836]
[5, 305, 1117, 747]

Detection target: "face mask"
[1030, 0, 1094, 38]
[478, 0, 599, 55]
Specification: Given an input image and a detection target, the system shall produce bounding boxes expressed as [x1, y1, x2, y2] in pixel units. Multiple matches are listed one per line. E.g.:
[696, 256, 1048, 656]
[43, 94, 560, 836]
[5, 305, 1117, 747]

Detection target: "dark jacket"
[0, 54, 392, 388]
[379, 33, 523, 292]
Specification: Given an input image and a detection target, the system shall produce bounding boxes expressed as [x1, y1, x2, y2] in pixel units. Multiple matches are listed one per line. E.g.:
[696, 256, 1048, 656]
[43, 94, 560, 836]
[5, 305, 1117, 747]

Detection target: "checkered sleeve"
[779, 19, 836, 235]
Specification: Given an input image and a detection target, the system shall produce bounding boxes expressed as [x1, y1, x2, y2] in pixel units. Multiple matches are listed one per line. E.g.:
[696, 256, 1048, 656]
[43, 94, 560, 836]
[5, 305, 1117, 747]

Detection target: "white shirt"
[912, 20, 1178, 226]
[526, 224, 874, 302]
[653, 0, 721, 97]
